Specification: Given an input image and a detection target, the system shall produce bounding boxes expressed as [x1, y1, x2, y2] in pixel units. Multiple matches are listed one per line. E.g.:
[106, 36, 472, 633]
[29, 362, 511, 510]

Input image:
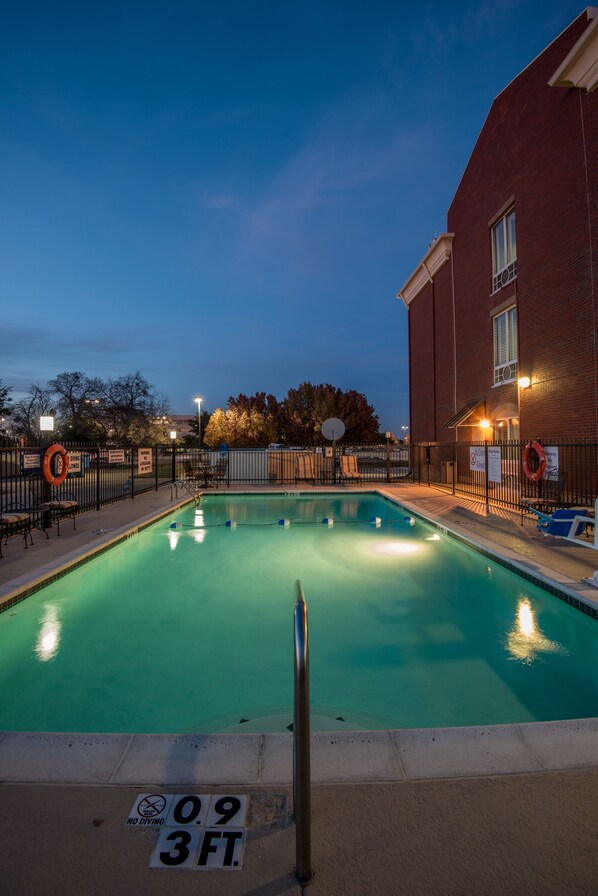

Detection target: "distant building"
[168, 414, 195, 436]
[397, 8, 598, 444]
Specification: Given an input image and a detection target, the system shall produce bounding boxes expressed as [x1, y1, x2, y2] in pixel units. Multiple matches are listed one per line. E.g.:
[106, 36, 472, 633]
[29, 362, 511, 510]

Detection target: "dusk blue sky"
[1, 1, 584, 434]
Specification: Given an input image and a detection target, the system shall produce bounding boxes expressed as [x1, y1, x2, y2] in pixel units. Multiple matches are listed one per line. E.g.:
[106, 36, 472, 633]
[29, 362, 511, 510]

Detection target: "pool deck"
[2, 483, 598, 894]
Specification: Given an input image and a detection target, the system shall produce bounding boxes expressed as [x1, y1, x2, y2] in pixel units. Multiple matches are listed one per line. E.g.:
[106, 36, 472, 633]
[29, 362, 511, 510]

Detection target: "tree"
[203, 408, 231, 447]
[48, 371, 104, 441]
[0, 380, 12, 417]
[0, 380, 13, 435]
[186, 410, 211, 446]
[100, 372, 169, 445]
[280, 383, 380, 445]
[10, 385, 56, 443]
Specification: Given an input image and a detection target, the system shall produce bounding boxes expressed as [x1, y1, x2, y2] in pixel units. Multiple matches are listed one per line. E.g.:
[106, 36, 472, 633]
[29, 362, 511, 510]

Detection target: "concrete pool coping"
[1, 484, 597, 787]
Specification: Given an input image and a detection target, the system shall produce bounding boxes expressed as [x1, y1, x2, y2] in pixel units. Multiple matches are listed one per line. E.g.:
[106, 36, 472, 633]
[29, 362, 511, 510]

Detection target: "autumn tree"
[280, 382, 379, 444]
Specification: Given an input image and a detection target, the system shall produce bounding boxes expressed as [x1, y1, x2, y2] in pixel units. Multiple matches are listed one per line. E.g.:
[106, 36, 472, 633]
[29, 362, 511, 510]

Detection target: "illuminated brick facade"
[398, 10, 598, 444]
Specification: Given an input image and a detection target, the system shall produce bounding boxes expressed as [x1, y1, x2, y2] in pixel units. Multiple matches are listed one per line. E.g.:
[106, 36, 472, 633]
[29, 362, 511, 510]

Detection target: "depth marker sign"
[126, 793, 248, 871]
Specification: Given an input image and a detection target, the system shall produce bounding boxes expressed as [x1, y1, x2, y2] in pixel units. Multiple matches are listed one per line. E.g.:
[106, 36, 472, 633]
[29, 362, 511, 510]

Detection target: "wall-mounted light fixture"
[518, 376, 531, 389]
[480, 419, 491, 429]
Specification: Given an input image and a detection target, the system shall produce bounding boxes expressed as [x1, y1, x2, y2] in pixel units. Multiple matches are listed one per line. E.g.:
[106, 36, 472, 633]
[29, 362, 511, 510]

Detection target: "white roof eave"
[396, 234, 454, 307]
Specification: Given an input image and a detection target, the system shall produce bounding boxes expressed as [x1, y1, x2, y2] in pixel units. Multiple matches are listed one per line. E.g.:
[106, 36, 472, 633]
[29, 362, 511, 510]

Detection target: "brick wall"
[408, 11, 598, 443]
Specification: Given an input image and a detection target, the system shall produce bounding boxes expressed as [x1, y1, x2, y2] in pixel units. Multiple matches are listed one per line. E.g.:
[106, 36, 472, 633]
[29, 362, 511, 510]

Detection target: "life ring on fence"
[42, 443, 70, 486]
[522, 440, 546, 482]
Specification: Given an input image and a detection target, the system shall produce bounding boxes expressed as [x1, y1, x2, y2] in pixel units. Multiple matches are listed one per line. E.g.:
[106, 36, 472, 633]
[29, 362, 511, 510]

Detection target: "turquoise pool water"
[1, 493, 597, 734]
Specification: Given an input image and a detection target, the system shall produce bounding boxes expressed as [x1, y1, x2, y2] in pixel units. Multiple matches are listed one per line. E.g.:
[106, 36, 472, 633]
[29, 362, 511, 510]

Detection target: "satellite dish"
[321, 417, 345, 441]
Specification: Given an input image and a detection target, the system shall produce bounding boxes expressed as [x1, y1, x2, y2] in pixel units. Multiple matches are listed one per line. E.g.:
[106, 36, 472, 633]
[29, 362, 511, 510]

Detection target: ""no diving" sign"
[126, 793, 248, 871]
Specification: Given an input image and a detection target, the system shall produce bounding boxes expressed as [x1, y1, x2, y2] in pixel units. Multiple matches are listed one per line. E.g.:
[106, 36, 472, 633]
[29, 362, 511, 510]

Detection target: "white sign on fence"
[469, 446, 486, 473]
[108, 449, 125, 464]
[487, 446, 502, 483]
[23, 451, 40, 469]
[137, 448, 152, 475]
[67, 452, 81, 474]
[544, 446, 559, 480]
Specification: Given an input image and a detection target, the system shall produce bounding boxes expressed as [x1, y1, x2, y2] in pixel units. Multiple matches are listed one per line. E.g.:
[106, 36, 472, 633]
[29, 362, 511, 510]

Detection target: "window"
[492, 209, 517, 292]
[493, 306, 518, 385]
[495, 417, 520, 441]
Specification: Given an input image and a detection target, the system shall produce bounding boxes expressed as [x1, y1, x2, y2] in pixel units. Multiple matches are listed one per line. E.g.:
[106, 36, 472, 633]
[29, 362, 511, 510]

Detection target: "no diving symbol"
[138, 794, 167, 818]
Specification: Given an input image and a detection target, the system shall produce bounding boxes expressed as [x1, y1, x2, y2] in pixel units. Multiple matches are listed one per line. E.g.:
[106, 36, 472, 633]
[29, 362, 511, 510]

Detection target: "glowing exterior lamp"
[518, 376, 531, 389]
[480, 419, 491, 430]
[194, 396, 203, 447]
[39, 416, 54, 433]
[169, 430, 177, 441]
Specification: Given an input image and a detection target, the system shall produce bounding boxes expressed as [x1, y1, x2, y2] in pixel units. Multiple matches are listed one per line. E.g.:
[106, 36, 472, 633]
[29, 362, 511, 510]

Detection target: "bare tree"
[10, 385, 56, 444]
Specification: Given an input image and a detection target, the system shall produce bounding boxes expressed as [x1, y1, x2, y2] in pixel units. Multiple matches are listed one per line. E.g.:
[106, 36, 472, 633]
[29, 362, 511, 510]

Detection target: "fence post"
[131, 449, 136, 499]
[452, 443, 456, 496]
[95, 447, 101, 511]
[485, 442, 489, 508]
[155, 446, 159, 491]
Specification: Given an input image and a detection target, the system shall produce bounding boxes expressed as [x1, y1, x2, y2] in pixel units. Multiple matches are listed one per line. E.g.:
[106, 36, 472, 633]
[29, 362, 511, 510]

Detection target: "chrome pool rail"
[293, 578, 312, 883]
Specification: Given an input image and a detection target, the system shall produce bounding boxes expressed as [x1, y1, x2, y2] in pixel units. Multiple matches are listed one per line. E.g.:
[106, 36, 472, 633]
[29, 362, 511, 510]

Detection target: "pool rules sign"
[126, 793, 248, 871]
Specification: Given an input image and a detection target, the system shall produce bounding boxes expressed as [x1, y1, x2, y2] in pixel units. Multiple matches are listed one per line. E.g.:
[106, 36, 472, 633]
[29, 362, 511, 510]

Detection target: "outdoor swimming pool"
[1, 492, 597, 734]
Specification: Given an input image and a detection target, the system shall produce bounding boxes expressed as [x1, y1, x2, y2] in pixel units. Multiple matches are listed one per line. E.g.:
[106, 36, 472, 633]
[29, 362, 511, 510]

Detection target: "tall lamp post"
[170, 430, 177, 482]
[194, 397, 203, 449]
[39, 415, 55, 448]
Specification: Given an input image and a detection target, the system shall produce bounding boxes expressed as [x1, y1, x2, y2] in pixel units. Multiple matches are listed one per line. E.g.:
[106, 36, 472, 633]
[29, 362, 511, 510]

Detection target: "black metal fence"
[412, 440, 598, 511]
[2, 439, 595, 521]
[0, 443, 411, 517]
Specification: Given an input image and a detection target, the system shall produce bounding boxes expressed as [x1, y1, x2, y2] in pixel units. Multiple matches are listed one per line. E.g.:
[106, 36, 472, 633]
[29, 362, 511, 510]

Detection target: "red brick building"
[397, 9, 598, 445]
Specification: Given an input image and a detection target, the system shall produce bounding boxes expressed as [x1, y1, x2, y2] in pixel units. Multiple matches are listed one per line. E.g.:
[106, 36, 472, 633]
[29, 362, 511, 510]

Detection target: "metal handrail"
[293, 579, 312, 883]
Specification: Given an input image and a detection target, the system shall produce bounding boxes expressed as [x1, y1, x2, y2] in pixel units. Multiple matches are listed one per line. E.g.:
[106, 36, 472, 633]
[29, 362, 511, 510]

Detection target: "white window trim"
[491, 209, 517, 294]
[493, 305, 518, 386]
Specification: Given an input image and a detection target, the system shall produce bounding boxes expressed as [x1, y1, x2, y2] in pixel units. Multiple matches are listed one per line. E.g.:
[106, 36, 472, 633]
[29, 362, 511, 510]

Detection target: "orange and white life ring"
[42, 443, 70, 486]
[522, 440, 546, 482]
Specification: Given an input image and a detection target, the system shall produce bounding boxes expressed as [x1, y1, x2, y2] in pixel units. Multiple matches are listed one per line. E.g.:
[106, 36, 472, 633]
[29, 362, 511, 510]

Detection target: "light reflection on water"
[35, 605, 61, 662]
[506, 597, 566, 664]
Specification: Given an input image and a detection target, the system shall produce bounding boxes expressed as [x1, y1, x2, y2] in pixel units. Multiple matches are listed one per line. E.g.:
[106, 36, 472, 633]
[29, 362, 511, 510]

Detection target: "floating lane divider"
[168, 516, 416, 530]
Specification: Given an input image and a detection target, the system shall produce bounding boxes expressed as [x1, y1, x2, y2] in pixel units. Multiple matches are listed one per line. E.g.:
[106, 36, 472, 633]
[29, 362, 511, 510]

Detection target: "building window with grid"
[493, 306, 518, 385]
[492, 209, 517, 292]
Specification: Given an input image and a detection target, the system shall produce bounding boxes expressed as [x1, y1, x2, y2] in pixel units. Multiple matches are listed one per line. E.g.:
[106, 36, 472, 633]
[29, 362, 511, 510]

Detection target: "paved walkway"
[1, 483, 598, 894]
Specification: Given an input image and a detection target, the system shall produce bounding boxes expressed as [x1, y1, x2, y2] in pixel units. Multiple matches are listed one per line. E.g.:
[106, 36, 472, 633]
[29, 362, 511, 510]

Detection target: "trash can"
[440, 461, 457, 484]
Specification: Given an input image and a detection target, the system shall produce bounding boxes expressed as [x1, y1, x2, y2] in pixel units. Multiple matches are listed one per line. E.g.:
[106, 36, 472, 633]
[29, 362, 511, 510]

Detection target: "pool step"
[218, 713, 365, 734]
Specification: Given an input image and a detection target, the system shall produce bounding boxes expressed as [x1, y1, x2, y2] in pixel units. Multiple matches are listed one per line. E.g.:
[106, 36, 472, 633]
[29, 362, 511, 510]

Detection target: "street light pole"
[170, 430, 177, 482]
[194, 397, 202, 449]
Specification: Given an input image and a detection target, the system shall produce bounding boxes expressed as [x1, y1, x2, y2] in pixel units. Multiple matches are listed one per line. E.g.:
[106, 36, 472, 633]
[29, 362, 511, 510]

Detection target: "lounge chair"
[526, 505, 596, 547]
[519, 470, 565, 524]
[295, 453, 315, 485]
[339, 454, 361, 483]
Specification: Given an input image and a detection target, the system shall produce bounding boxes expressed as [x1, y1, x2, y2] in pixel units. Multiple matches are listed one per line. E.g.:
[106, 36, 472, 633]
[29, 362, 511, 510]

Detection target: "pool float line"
[168, 516, 415, 531]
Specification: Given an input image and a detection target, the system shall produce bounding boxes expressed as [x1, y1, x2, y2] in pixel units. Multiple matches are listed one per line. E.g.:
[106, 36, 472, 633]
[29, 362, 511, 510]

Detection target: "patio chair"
[295, 453, 315, 485]
[28, 474, 79, 535]
[37, 492, 79, 536]
[0, 503, 37, 557]
[206, 458, 228, 488]
[339, 454, 361, 483]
